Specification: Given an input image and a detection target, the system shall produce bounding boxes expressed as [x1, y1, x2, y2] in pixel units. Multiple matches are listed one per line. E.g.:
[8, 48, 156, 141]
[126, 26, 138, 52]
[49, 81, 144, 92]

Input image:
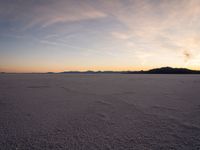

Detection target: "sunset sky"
[1, 0, 200, 72]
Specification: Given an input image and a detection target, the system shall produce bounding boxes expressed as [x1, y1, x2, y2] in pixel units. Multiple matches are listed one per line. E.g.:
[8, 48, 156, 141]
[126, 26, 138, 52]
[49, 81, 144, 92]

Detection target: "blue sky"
[1, 0, 200, 72]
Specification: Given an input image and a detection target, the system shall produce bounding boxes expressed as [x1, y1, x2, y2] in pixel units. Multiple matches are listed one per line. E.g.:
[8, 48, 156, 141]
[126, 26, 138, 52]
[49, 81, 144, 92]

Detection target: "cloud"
[30, 4, 106, 27]
[104, 0, 200, 64]
[1, 0, 200, 70]
[183, 50, 193, 62]
[0, 0, 107, 29]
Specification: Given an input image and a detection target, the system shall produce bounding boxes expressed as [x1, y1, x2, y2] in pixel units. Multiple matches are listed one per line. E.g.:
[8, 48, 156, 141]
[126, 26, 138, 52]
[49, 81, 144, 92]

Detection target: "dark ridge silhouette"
[147, 67, 200, 74]
[126, 67, 200, 74]
[46, 72, 54, 74]
[60, 67, 200, 74]
[60, 71, 122, 74]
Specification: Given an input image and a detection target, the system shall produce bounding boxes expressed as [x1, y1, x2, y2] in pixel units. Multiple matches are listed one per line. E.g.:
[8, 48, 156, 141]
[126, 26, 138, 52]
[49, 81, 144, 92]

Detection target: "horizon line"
[1, 66, 200, 74]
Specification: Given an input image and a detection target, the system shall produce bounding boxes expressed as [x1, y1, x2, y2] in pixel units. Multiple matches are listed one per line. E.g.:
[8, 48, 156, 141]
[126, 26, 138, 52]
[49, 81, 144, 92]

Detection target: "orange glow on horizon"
[1, 65, 200, 73]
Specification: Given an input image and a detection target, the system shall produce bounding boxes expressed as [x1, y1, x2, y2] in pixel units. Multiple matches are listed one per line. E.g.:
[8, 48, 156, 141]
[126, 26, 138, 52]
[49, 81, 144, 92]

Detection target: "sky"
[1, 0, 200, 72]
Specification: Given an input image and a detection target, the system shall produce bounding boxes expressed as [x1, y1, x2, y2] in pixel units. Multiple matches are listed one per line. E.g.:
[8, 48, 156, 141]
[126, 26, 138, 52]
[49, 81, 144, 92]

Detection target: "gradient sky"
[1, 0, 200, 72]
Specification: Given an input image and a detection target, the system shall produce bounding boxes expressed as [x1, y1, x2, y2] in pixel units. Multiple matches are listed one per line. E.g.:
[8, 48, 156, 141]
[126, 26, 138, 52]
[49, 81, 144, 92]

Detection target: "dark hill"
[146, 67, 200, 74]
[124, 67, 200, 74]
[59, 67, 200, 74]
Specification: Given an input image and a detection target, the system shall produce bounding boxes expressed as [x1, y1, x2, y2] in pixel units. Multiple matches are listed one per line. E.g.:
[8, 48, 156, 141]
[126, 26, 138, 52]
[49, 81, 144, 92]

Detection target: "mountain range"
[61, 67, 200, 74]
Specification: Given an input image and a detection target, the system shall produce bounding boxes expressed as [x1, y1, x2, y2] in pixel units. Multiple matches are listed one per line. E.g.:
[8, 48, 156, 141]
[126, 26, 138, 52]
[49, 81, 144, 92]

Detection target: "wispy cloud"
[0, 0, 107, 29]
[103, 0, 200, 65]
[1, 0, 200, 71]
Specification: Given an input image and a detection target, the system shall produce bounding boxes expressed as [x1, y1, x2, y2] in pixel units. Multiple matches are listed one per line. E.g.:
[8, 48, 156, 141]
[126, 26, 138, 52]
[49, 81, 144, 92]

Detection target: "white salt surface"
[0, 74, 200, 149]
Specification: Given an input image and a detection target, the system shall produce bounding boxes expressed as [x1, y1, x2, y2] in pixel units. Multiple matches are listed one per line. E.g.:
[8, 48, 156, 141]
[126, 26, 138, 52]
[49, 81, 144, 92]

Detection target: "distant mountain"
[54, 67, 200, 74]
[146, 67, 200, 74]
[126, 67, 200, 74]
[2, 67, 199, 74]
[60, 71, 121, 74]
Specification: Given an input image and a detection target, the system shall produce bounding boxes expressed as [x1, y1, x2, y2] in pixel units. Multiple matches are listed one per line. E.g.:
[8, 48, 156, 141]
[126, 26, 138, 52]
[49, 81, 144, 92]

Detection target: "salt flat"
[0, 74, 200, 149]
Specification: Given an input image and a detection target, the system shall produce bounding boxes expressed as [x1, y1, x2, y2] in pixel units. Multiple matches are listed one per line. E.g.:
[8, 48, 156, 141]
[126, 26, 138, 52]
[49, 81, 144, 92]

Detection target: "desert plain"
[0, 74, 200, 149]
